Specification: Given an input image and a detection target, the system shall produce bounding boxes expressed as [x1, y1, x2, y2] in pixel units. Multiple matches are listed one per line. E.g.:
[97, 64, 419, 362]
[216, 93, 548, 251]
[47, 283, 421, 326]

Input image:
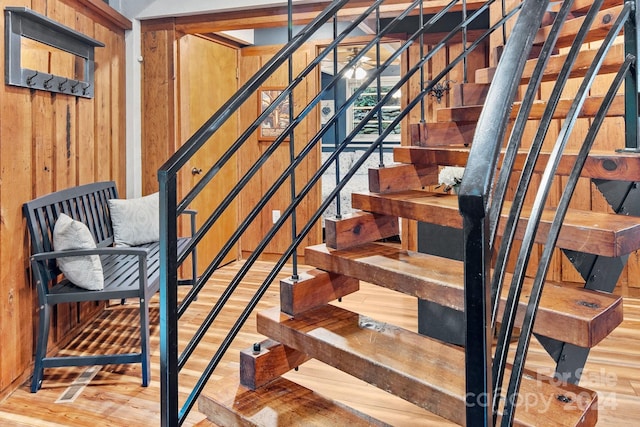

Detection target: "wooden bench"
[23, 181, 196, 392]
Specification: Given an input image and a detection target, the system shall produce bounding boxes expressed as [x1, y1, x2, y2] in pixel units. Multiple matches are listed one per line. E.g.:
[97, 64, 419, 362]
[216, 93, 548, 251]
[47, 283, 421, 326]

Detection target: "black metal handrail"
[157, 0, 499, 424]
[170, 4, 502, 423]
[458, 2, 550, 423]
[460, 0, 637, 425]
[158, 0, 496, 424]
[154, 0, 639, 425]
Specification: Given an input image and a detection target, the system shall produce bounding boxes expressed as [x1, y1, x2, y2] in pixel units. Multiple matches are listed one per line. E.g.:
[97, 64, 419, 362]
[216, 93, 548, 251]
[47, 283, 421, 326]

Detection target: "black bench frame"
[23, 181, 196, 392]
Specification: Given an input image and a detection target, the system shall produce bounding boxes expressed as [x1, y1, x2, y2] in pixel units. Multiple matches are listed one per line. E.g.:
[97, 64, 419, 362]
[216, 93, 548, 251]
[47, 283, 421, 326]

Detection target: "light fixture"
[344, 64, 367, 80]
[343, 47, 369, 80]
[427, 79, 455, 103]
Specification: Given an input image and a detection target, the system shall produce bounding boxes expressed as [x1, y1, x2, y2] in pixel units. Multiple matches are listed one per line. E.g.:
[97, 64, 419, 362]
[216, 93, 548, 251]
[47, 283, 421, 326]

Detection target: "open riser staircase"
[157, 0, 640, 425]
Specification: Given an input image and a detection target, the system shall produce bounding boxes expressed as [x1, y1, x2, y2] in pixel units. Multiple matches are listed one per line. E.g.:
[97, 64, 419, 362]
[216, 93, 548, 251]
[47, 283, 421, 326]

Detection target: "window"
[347, 76, 401, 143]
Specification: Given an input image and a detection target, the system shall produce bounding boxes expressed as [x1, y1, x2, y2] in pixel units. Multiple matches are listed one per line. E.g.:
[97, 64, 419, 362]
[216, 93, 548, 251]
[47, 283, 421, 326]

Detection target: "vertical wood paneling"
[0, 0, 129, 400]
[237, 46, 322, 260]
[76, 11, 97, 185]
[0, 0, 32, 393]
[141, 21, 176, 195]
[94, 23, 113, 183]
[238, 54, 264, 255]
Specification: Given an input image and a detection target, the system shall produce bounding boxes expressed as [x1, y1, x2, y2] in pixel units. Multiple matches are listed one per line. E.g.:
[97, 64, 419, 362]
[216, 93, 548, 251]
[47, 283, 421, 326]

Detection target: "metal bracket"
[538, 179, 640, 385]
[4, 7, 104, 98]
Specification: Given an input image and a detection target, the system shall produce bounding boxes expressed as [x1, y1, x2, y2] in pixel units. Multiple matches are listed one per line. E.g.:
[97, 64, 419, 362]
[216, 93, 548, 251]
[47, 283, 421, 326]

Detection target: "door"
[178, 35, 239, 271]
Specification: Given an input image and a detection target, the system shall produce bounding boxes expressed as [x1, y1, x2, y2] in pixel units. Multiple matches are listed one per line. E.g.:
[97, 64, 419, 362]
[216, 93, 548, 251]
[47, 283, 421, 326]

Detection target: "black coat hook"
[26, 71, 39, 86]
[43, 74, 54, 89]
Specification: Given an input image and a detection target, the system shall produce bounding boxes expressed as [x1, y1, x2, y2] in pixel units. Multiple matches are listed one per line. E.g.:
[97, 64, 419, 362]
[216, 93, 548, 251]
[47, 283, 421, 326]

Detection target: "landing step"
[393, 145, 640, 182]
[198, 375, 389, 426]
[257, 304, 598, 426]
[351, 189, 640, 257]
[305, 242, 623, 348]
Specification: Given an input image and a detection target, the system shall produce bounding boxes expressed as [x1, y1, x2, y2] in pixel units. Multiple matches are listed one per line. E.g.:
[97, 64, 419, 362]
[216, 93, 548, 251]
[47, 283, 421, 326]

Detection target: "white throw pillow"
[53, 214, 104, 291]
[108, 192, 159, 246]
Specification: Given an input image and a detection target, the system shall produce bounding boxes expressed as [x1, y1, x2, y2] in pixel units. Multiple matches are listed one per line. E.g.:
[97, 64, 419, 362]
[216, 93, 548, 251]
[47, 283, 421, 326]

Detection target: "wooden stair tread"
[476, 42, 624, 84]
[571, 0, 622, 15]
[257, 304, 598, 426]
[393, 145, 640, 182]
[305, 242, 623, 348]
[198, 375, 389, 427]
[534, 5, 625, 49]
[351, 189, 640, 257]
[436, 94, 624, 123]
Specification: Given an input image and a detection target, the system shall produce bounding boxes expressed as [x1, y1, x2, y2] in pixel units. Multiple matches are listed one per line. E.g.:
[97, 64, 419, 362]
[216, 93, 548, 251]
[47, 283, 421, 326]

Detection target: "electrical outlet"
[272, 210, 281, 224]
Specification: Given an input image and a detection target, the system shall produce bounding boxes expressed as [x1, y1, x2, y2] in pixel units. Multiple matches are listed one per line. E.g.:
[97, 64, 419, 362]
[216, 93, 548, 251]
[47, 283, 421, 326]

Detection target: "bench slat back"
[23, 181, 119, 280]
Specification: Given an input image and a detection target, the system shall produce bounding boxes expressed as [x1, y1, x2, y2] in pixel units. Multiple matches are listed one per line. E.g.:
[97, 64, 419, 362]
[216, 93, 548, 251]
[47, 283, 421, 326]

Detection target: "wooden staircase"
[197, 1, 637, 425]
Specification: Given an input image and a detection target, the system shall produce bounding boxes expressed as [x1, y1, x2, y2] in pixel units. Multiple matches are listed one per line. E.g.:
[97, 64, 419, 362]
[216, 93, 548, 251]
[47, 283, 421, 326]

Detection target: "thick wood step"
[409, 122, 476, 146]
[198, 375, 389, 426]
[393, 145, 640, 182]
[257, 304, 598, 426]
[435, 93, 624, 123]
[534, 4, 625, 49]
[305, 242, 623, 348]
[351, 189, 640, 257]
[476, 42, 624, 84]
[571, 0, 622, 15]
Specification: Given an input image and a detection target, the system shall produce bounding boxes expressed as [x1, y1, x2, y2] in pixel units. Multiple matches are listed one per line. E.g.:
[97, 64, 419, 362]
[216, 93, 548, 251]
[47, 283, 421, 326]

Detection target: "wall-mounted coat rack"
[4, 7, 104, 98]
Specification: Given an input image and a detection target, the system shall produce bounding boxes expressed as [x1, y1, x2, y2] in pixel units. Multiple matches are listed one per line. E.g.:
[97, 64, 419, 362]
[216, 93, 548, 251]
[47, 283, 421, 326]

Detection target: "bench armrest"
[180, 209, 197, 238]
[30, 246, 149, 262]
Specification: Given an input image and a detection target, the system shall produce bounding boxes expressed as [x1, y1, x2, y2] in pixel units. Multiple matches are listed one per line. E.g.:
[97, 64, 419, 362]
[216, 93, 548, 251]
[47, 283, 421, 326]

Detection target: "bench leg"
[139, 296, 151, 387]
[31, 303, 51, 392]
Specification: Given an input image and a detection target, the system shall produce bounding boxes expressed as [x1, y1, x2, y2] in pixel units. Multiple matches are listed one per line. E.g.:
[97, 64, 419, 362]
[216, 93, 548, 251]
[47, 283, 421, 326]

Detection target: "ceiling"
[320, 42, 401, 76]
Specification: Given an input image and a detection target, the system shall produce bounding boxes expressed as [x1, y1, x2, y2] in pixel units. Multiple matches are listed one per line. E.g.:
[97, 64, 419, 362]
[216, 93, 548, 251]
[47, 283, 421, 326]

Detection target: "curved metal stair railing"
[156, 0, 637, 425]
[460, 0, 636, 424]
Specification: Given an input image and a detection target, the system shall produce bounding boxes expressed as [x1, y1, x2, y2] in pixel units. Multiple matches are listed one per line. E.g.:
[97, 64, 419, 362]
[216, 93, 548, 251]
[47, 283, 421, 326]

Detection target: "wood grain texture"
[178, 35, 240, 271]
[200, 375, 390, 426]
[476, 43, 625, 85]
[257, 304, 598, 426]
[351, 189, 640, 257]
[239, 339, 310, 390]
[368, 163, 439, 193]
[280, 269, 359, 315]
[141, 23, 176, 195]
[436, 94, 625, 123]
[0, 0, 128, 400]
[237, 45, 322, 258]
[534, 5, 624, 49]
[394, 146, 640, 181]
[325, 211, 399, 250]
[451, 83, 490, 106]
[0, 261, 638, 426]
[305, 242, 623, 347]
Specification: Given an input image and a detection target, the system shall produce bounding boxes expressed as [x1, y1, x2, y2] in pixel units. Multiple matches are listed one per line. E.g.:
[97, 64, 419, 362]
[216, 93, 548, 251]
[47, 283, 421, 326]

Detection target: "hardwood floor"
[0, 260, 638, 426]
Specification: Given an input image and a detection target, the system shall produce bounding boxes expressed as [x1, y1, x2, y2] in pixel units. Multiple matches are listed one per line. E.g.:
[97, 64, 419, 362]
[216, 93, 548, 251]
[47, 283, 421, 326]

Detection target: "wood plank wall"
[238, 44, 323, 260]
[141, 18, 325, 264]
[0, 0, 130, 399]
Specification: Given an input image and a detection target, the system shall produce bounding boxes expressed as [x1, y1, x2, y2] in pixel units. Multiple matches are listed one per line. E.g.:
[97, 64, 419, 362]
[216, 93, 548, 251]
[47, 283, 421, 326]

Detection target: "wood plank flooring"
[0, 260, 638, 426]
